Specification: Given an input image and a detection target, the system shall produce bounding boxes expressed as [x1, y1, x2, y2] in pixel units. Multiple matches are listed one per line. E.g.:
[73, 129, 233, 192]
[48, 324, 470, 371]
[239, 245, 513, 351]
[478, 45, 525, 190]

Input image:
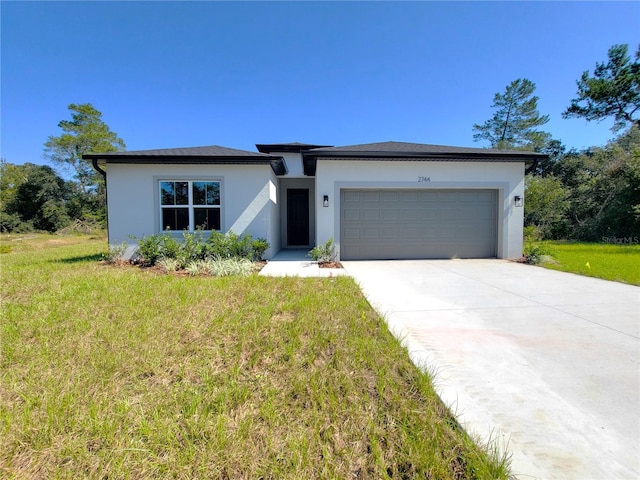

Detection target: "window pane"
[162, 207, 189, 230]
[193, 181, 220, 205]
[161, 181, 189, 205]
[193, 182, 207, 205]
[161, 182, 174, 205]
[175, 182, 189, 205]
[207, 182, 220, 205]
[194, 208, 220, 230]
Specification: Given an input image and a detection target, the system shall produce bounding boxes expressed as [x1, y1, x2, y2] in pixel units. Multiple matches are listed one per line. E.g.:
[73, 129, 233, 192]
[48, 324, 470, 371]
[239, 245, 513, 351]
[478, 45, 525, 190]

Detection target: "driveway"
[342, 259, 640, 480]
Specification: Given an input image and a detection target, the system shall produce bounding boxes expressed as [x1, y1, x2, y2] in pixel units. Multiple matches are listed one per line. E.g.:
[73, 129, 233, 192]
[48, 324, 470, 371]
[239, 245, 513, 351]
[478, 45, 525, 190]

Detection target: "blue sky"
[2, 1, 638, 171]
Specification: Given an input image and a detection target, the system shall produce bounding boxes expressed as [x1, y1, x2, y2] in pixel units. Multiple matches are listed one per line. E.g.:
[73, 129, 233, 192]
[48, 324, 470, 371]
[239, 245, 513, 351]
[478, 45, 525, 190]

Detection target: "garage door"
[340, 189, 497, 260]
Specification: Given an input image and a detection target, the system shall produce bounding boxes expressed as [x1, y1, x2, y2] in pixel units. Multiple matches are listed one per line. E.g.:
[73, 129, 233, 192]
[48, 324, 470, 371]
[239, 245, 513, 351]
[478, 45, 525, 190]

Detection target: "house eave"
[83, 154, 288, 176]
[301, 151, 546, 176]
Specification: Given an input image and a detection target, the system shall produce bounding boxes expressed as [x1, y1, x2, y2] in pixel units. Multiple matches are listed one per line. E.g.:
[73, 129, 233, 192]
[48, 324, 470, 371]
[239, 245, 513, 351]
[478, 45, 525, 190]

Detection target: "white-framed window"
[160, 180, 221, 231]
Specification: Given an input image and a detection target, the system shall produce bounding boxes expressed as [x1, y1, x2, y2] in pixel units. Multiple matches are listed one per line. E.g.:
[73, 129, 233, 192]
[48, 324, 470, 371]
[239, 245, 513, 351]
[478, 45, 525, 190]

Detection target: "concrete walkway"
[342, 259, 640, 480]
[259, 249, 347, 277]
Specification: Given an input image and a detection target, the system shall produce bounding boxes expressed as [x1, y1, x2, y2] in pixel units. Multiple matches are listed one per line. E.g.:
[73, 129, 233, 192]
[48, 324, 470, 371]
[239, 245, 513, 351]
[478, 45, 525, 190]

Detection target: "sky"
[1, 1, 639, 173]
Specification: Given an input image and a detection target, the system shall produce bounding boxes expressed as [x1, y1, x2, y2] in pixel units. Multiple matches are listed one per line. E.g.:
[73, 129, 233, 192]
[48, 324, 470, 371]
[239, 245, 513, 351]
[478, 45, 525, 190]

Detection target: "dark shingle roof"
[84, 144, 275, 158]
[83, 145, 287, 175]
[300, 141, 547, 176]
[307, 141, 542, 157]
[256, 142, 333, 154]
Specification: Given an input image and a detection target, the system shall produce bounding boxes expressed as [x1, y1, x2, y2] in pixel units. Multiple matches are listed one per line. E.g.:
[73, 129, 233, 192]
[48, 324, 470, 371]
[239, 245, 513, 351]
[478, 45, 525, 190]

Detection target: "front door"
[287, 189, 309, 246]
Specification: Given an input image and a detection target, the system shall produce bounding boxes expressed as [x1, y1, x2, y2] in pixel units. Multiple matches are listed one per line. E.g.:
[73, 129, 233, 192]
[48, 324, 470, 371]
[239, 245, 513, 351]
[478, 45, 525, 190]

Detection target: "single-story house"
[84, 141, 546, 260]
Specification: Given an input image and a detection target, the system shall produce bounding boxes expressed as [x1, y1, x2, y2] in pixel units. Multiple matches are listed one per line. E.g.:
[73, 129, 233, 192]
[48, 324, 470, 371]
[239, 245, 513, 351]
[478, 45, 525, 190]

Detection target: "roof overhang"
[83, 152, 288, 176]
[301, 150, 546, 176]
[256, 143, 332, 154]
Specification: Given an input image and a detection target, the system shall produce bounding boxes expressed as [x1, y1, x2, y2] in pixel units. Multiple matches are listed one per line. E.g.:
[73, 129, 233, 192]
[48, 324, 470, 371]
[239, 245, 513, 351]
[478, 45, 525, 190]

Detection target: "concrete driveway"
[342, 259, 639, 480]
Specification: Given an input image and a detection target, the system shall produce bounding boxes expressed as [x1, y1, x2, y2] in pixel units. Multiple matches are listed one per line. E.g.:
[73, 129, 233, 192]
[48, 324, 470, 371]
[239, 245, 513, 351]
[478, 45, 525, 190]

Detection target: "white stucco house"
[84, 141, 546, 260]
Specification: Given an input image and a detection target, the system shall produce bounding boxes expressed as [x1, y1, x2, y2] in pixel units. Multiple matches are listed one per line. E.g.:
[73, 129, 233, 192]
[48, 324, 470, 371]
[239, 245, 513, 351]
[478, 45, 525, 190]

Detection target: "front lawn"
[541, 241, 640, 286]
[0, 234, 509, 479]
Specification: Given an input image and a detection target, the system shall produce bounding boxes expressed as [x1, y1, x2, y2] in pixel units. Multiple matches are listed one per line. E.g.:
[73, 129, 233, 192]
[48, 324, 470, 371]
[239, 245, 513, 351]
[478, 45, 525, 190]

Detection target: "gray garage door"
[340, 189, 497, 260]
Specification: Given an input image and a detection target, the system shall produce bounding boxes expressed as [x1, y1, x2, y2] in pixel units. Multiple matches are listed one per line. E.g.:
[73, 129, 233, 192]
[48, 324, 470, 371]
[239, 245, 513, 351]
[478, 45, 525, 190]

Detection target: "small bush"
[205, 231, 268, 261]
[250, 237, 269, 261]
[308, 238, 336, 263]
[131, 230, 269, 270]
[206, 257, 254, 277]
[132, 233, 168, 265]
[185, 260, 204, 276]
[157, 257, 181, 273]
[523, 242, 555, 265]
[104, 242, 128, 264]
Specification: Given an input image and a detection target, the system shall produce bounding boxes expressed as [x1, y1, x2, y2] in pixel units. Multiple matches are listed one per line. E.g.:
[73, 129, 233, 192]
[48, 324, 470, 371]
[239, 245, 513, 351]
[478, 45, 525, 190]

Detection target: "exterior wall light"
[514, 195, 523, 207]
[323, 195, 329, 207]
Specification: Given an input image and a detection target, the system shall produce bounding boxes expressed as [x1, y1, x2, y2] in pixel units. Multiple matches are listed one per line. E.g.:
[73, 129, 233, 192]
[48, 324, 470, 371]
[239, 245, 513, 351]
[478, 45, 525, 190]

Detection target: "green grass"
[0, 234, 509, 479]
[541, 241, 640, 286]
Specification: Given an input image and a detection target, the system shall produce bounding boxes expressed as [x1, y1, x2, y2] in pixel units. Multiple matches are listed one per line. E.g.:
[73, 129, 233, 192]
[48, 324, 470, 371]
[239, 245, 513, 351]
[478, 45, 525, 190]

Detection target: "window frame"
[157, 179, 222, 233]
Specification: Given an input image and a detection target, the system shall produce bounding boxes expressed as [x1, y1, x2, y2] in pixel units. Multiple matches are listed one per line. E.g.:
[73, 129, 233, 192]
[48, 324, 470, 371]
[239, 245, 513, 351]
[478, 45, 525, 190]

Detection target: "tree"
[563, 44, 640, 132]
[43, 103, 126, 193]
[473, 78, 552, 151]
[524, 175, 570, 239]
[1, 163, 72, 232]
[551, 126, 640, 240]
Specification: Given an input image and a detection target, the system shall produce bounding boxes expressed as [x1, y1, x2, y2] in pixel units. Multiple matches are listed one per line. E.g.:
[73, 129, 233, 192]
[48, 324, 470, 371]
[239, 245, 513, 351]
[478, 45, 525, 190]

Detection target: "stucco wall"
[106, 163, 280, 259]
[315, 159, 525, 259]
[280, 152, 304, 177]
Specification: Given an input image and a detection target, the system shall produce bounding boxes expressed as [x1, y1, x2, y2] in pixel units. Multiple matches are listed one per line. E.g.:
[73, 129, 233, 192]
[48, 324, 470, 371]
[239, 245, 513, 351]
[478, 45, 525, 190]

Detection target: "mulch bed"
[318, 261, 343, 269]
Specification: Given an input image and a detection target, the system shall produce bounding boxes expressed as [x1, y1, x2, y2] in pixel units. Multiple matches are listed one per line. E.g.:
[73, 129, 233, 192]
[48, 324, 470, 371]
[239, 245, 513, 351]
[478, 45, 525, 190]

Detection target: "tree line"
[1, 44, 638, 242]
[1, 104, 124, 233]
[472, 43, 639, 241]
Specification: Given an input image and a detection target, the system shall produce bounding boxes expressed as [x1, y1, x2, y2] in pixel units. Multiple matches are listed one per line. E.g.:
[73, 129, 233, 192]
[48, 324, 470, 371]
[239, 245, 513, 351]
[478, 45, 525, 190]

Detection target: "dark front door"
[287, 189, 309, 246]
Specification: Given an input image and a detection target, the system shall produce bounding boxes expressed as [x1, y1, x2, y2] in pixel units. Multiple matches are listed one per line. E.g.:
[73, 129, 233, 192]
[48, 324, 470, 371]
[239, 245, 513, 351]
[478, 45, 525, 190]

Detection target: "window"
[160, 181, 221, 231]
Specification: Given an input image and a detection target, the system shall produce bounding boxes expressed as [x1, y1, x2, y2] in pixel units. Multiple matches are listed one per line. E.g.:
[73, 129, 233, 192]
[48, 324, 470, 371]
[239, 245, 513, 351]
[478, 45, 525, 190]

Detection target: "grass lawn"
[0, 234, 509, 479]
[541, 241, 640, 286]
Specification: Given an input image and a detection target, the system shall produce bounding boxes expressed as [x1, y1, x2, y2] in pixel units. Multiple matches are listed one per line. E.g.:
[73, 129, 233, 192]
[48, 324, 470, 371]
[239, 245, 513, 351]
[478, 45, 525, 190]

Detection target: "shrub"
[204, 231, 268, 261]
[250, 237, 269, 261]
[157, 257, 181, 273]
[132, 233, 169, 265]
[132, 230, 269, 268]
[308, 238, 336, 263]
[185, 260, 205, 276]
[206, 257, 254, 277]
[104, 242, 128, 264]
[523, 242, 555, 265]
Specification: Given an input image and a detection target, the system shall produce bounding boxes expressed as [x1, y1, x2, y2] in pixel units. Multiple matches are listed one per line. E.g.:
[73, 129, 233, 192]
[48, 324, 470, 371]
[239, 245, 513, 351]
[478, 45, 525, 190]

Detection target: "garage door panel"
[363, 209, 380, 221]
[381, 227, 399, 239]
[438, 208, 459, 220]
[341, 189, 497, 260]
[420, 226, 437, 238]
[401, 191, 419, 202]
[381, 191, 400, 202]
[343, 208, 360, 221]
[343, 227, 361, 240]
[418, 191, 438, 202]
[420, 208, 437, 220]
[401, 209, 419, 221]
[399, 226, 419, 239]
[382, 209, 399, 221]
[363, 191, 380, 203]
[363, 227, 382, 239]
